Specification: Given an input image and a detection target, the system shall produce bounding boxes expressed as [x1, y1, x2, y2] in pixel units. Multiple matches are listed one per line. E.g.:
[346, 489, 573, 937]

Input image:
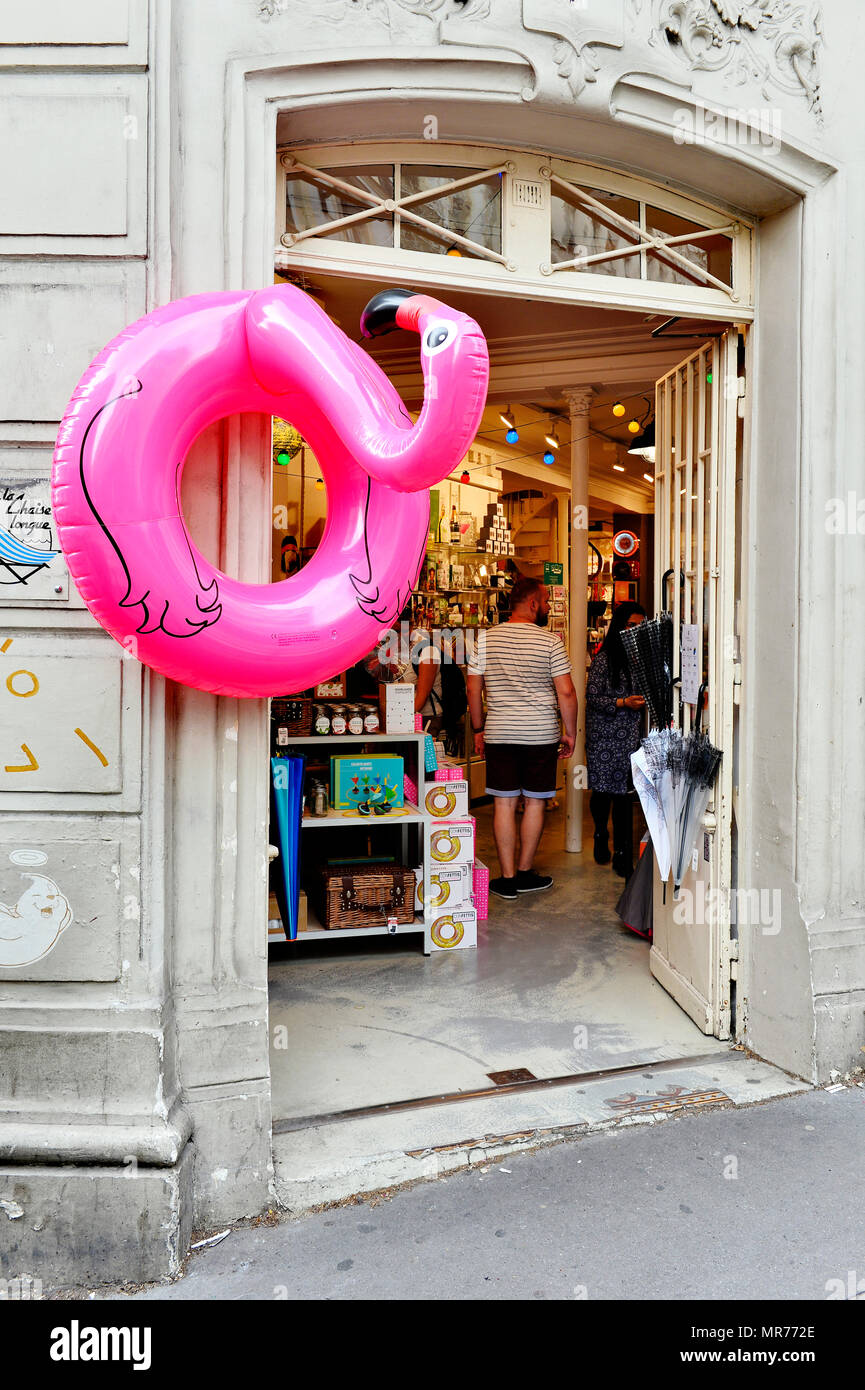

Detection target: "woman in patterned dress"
[586, 602, 647, 878]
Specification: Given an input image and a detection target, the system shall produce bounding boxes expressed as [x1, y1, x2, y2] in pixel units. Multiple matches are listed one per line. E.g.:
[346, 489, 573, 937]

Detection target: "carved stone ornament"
[257, 0, 490, 23]
[645, 0, 823, 116]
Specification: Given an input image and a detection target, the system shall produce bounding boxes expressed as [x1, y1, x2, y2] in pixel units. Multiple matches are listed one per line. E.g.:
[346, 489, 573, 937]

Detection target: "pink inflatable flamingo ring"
[51, 284, 488, 697]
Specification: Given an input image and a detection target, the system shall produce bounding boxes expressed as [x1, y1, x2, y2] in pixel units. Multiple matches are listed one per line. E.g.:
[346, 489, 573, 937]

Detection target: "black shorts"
[484, 742, 560, 799]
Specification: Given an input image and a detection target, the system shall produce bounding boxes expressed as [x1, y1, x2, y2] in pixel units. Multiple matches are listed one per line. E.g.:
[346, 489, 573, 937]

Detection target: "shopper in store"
[585, 601, 647, 879]
[467, 576, 577, 899]
[402, 626, 446, 735]
[280, 534, 301, 576]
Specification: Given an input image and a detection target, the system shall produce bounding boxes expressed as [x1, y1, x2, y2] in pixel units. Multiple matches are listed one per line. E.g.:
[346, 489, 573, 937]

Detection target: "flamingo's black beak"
[360, 287, 416, 339]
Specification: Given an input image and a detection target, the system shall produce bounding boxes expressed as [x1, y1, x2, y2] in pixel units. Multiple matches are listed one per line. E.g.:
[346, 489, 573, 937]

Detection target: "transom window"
[277, 144, 751, 309]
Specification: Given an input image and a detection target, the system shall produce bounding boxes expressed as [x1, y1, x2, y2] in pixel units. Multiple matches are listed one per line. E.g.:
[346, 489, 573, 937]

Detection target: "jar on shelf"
[313, 704, 330, 735]
[346, 704, 364, 735]
[362, 704, 380, 734]
[329, 705, 347, 736]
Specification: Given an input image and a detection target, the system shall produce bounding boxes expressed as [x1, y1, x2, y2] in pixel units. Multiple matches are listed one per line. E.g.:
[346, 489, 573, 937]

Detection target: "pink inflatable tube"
[51, 285, 488, 697]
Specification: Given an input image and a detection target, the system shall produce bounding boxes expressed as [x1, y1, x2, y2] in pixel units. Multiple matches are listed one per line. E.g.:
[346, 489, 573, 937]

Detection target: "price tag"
[387, 916, 398, 934]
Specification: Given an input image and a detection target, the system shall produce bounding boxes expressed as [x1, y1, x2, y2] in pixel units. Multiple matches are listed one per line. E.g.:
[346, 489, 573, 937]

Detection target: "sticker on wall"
[0, 479, 68, 602]
[0, 849, 73, 968]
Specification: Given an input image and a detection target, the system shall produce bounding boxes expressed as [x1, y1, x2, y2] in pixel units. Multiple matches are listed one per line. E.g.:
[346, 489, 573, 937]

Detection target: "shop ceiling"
[289, 270, 725, 512]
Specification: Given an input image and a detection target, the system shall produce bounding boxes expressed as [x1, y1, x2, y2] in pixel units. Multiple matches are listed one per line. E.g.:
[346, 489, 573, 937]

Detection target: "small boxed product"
[428, 906, 478, 951]
[414, 866, 424, 912]
[507, 542, 515, 556]
[495, 502, 504, 517]
[330, 754, 404, 811]
[450, 563, 465, 589]
[427, 864, 473, 910]
[426, 818, 475, 866]
[379, 681, 415, 734]
[424, 779, 469, 819]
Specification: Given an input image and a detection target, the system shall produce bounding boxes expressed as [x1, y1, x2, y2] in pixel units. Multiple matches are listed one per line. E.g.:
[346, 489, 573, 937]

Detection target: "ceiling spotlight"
[543, 450, 555, 465]
[643, 472, 653, 483]
[506, 427, 519, 444]
[499, 405, 516, 429]
[613, 464, 625, 473]
[544, 427, 560, 450]
[612, 402, 626, 417]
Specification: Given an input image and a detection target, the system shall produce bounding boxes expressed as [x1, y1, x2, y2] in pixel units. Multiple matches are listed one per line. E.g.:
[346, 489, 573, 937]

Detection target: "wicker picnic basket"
[271, 695, 313, 741]
[317, 864, 416, 930]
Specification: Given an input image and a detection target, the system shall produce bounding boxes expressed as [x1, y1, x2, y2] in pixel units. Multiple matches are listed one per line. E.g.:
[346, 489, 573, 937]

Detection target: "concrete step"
[272, 1049, 808, 1213]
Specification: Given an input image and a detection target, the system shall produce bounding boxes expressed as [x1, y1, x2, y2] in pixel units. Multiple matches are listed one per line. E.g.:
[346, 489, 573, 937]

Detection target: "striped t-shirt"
[468, 622, 571, 745]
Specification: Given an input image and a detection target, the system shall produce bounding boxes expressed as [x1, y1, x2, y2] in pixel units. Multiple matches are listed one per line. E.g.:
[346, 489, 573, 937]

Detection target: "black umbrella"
[621, 612, 674, 727]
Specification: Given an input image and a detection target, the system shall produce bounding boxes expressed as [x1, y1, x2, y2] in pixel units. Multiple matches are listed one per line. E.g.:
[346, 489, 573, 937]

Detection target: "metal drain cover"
[487, 1068, 537, 1085]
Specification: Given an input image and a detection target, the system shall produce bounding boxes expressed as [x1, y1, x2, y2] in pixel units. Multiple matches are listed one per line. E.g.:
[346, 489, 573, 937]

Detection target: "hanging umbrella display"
[621, 612, 674, 728]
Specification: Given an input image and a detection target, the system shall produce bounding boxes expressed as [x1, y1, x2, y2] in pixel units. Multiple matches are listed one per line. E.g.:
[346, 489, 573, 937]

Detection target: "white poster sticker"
[0, 478, 68, 602]
[681, 623, 700, 705]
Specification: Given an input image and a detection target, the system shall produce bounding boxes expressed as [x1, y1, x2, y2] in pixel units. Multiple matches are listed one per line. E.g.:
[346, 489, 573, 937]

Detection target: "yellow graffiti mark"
[6, 669, 39, 698]
[4, 744, 38, 773]
[74, 728, 109, 767]
[1, 638, 12, 653]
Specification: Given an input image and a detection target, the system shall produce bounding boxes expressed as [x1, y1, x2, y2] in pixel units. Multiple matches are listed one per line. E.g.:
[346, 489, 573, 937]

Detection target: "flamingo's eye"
[424, 321, 457, 356]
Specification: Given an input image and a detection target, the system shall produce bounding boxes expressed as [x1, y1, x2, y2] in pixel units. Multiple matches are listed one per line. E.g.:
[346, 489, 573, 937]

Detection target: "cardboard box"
[425, 780, 469, 819]
[427, 864, 473, 910]
[379, 682, 415, 734]
[429, 906, 478, 951]
[427, 818, 475, 866]
[330, 754, 404, 811]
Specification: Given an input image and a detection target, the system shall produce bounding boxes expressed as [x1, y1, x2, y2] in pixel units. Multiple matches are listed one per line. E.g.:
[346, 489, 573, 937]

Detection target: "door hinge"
[732, 661, 742, 686]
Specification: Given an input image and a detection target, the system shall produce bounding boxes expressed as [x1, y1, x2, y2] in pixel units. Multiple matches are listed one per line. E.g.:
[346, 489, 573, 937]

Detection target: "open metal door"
[650, 334, 740, 1037]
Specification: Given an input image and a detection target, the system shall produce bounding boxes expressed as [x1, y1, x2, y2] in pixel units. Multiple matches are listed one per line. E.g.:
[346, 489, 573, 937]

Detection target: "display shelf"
[276, 733, 424, 747]
[278, 911, 426, 941]
[301, 800, 426, 829]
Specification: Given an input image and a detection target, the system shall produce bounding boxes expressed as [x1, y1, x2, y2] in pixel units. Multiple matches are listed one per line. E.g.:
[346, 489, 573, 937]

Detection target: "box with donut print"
[424, 780, 469, 819]
[426, 819, 474, 868]
[427, 906, 478, 952]
[426, 864, 473, 911]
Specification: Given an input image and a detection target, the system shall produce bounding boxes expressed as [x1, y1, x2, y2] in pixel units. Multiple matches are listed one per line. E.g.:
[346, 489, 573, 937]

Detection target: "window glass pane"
[398, 167, 502, 257]
[645, 206, 732, 287]
[285, 164, 394, 247]
[551, 186, 641, 277]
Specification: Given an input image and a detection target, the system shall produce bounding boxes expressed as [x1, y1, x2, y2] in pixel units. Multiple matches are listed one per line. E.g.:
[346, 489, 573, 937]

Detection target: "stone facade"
[1, 0, 862, 1285]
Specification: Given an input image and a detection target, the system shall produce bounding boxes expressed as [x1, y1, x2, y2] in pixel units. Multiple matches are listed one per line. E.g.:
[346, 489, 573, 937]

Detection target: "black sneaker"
[490, 876, 518, 900]
[515, 870, 554, 893]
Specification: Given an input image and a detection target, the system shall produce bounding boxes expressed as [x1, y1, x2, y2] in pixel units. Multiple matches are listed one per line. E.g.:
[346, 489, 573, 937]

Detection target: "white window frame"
[275, 142, 754, 319]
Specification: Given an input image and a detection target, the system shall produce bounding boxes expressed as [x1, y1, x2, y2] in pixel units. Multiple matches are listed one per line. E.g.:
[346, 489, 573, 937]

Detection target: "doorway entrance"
[264, 274, 742, 1125]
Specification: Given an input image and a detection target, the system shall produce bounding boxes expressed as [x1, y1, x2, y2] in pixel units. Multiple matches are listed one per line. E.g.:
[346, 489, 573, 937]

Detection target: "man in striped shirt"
[466, 576, 577, 900]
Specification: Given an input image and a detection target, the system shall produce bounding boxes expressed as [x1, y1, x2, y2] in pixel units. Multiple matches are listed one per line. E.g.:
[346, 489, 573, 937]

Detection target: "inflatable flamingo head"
[356, 287, 489, 492]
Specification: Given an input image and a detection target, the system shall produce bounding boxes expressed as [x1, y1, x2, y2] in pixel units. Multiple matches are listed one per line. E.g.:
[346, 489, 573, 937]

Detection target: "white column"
[564, 388, 593, 853]
[557, 492, 569, 576]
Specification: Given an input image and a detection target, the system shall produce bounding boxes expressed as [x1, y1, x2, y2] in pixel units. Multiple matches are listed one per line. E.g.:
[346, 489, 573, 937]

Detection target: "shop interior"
[264, 277, 730, 1124]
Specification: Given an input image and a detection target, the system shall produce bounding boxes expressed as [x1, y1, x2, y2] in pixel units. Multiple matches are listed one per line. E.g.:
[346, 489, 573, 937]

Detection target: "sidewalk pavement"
[101, 1083, 865, 1301]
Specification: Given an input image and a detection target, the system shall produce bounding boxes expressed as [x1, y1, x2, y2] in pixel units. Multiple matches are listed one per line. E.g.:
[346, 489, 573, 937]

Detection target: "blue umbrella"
[271, 754, 306, 940]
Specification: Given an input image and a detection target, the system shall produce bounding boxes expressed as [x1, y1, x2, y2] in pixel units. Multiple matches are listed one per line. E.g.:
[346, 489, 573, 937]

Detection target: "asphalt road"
[107, 1084, 865, 1302]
